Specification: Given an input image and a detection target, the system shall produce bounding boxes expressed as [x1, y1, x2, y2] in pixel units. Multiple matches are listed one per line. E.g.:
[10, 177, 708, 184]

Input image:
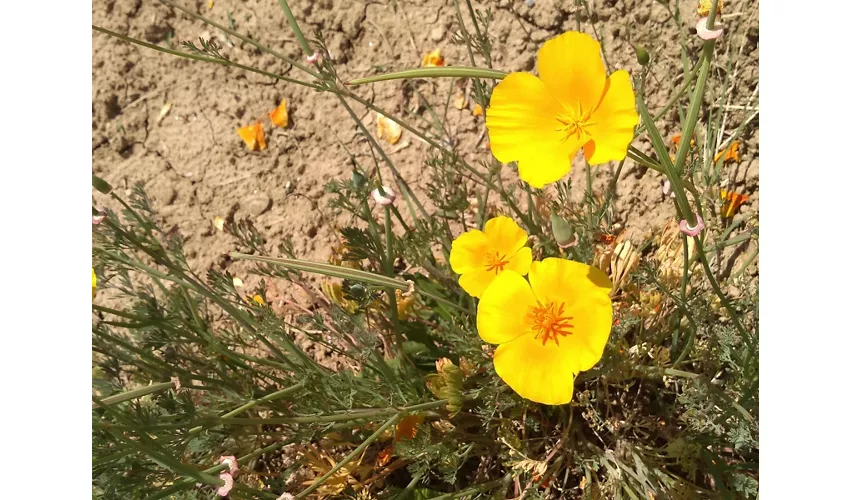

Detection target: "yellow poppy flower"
[449, 216, 533, 298]
[477, 258, 613, 405]
[485, 32, 639, 188]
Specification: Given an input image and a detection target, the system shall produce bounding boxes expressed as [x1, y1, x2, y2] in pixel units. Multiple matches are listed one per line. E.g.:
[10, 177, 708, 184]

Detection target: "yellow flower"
[477, 258, 613, 405]
[449, 216, 533, 298]
[485, 32, 639, 188]
[92, 268, 97, 300]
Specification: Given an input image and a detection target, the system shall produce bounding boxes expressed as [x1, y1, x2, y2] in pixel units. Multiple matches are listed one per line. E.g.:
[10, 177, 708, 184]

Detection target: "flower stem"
[186, 381, 306, 435]
[160, 0, 320, 78]
[276, 0, 314, 57]
[92, 381, 175, 409]
[91, 25, 321, 90]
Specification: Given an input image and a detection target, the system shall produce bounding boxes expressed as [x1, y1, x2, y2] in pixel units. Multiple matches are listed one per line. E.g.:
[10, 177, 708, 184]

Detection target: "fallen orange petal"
[454, 91, 467, 110]
[269, 99, 289, 128]
[724, 141, 740, 162]
[376, 445, 393, 467]
[472, 104, 483, 116]
[376, 113, 402, 144]
[421, 49, 446, 68]
[394, 414, 424, 442]
[237, 122, 266, 151]
[719, 189, 749, 219]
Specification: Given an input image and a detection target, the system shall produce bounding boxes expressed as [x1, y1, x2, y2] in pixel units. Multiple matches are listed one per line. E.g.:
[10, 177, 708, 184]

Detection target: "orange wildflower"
[472, 104, 483, 116]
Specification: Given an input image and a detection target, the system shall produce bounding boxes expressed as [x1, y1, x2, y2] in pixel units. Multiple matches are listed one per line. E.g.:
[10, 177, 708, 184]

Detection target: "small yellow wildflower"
[421, 49, 445, 68]
[486, 32, 639, 188]
[92, 268, 97, 300]
[477, 258, 613, 405]
[449, 216, 533, 298]
[472, 104, 483, 117]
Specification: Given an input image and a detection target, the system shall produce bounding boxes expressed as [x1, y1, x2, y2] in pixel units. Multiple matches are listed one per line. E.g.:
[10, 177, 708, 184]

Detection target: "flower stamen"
[485, 252, 510, 273]
[528, 301, 574, 346]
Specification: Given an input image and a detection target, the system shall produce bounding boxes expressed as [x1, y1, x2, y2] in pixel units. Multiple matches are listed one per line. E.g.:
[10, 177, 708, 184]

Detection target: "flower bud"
[634, 45, 650, 66]
[351, 170, 366, 189]
[551, 214, 577, 248]
[92, 175, 112, 194]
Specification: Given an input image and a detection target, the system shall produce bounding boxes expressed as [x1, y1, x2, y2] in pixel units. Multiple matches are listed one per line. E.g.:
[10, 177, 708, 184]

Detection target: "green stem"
[93, 381, 175, 409]
[634, 52, 705, 136]
[276, 0, 314, 56]
[429, 475, 512, 500]
[187, 381, 306, 434]
[295, 414, 402, 498]
[92, 25, 320, 90]
[694, 237, 752, 345]
[383, 206, 404, 349]
[346, 66, 507, 86]
[230, 253, 471, 314]
[160, 0, 320, 78]
[636, 95, 694, 224]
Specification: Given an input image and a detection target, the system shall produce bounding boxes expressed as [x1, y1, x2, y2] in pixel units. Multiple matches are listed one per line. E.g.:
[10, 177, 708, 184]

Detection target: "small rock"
[148, 183, 177, 206]
[517, 54, 535, 71]
[245, 193, 272, 216]
[430, 25, 446, 42]
[306, 226, 318, 238]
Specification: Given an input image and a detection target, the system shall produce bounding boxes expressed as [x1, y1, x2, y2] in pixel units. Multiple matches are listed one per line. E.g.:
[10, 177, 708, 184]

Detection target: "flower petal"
[484, 216, 528, 258]
[449, 229, 489, 274]
[583, 71, 639, 165]
[504, 246, 532, 276]
[493, 333, 576, 405]
[528, 258, 613, 373]
[529, 258, 613, 305]
[537, 31, 607, 118]
[458, 268, 495, 298]
[486, 73, 580, 188]
[477, 270, 536, 344]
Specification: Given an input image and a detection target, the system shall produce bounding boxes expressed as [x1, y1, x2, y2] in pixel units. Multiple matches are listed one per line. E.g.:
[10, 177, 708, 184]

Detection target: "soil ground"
[92, 0, 759, 340]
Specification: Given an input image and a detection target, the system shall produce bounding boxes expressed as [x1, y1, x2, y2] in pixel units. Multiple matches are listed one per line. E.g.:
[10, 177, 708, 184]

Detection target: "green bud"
[635, 45, 650, 66]
[92, 175, 113, 194]
[351, 170, 366, 189]
[349, 283, 367, 299]
[551, 214, 576, 247]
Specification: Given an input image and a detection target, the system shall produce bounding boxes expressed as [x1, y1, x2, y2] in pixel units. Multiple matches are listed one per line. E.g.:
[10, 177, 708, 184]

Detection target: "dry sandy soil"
[92, 0, 759, 302]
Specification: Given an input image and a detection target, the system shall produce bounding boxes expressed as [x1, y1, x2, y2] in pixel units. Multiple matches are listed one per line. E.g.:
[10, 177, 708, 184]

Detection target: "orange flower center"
[527, 301, 574, 346]
[485, 252, 510, 273]
[556, 103, 595, 143]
